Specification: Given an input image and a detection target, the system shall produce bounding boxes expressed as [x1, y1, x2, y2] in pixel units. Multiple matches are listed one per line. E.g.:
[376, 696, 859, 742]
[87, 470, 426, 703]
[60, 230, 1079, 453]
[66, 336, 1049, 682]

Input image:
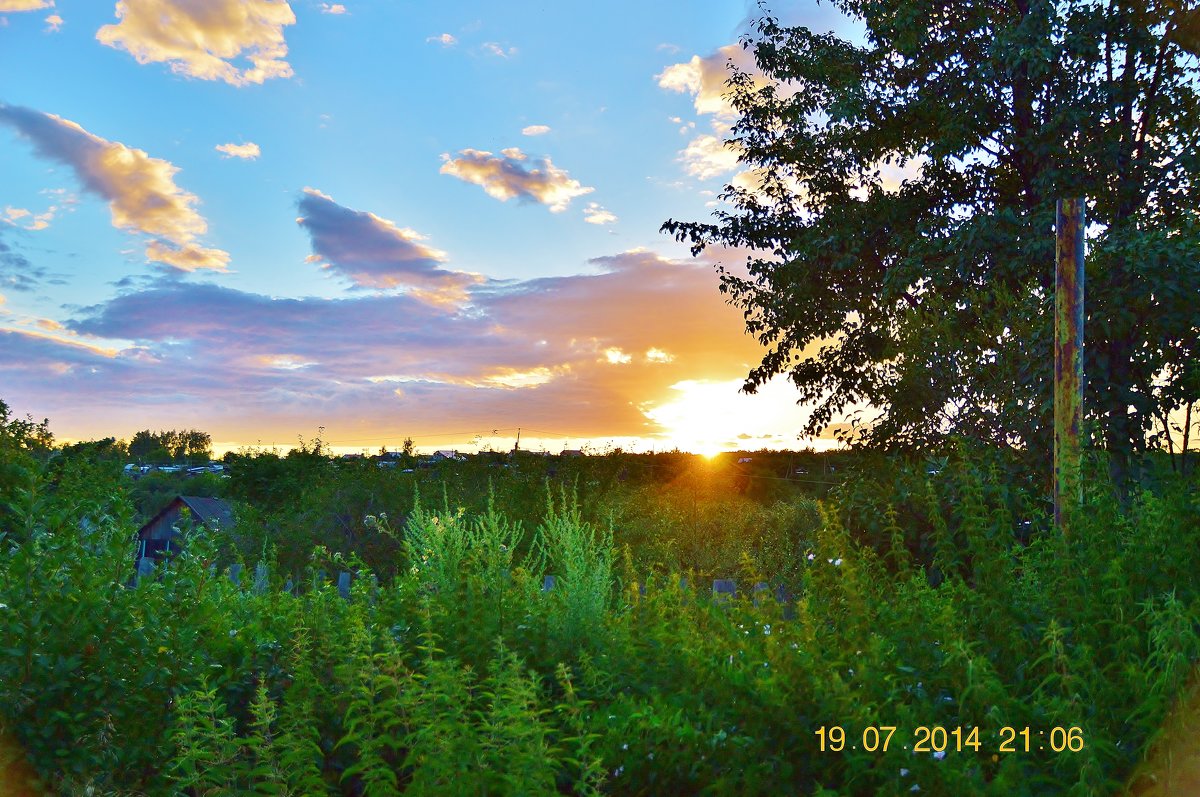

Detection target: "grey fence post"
[337, 571, 352, 600]
[253, 562, 269, 594]
[712, 579, 737, 603]
[136, 556, 155, 585]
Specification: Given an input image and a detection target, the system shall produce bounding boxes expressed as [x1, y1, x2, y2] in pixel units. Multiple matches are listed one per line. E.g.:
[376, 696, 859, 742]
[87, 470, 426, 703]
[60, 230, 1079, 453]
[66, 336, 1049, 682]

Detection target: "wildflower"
[379, 512, 387, 522]
[648, 752, 654, 760]
[932, 750, 946, 760]
[622, 743, 628, 750]
[910, 786, 921, 793]
[364, 515, 378, 528]
[900, 769, 909, 777]
[613, 766, 624, 777]
[0, 603, 7, 610]
[763, 624, 771, 635]
[833, 558, 843, 566]
[807, 553, 816, 561]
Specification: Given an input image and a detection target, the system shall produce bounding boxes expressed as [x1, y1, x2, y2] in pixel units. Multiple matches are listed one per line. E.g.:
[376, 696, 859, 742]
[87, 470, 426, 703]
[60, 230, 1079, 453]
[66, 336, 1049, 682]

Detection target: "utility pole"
[1054, 198, 1086, 536]
[513, 427, 521, 453]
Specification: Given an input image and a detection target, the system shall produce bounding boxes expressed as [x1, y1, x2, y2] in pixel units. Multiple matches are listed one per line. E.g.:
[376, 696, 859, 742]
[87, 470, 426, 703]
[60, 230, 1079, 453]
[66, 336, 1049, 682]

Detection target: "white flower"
[900, 768, 910, 777]
[763, 624, 771, 635]
[910, 785, 921, 793]
[622, 743, 628, 750]
[833, 558, 843, 566]
[613, 766, 624, 777]
[0, 603, 8, 610]
[932, 750, 946, 760]
[807, 553, 816, 561]
[364, 515, 378, 528]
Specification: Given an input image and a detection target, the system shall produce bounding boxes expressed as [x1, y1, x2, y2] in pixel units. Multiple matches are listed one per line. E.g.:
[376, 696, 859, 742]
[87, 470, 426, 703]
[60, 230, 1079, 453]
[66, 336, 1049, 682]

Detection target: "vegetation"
[662, 0, 1200, 491]
[1, 398, 1198, 795]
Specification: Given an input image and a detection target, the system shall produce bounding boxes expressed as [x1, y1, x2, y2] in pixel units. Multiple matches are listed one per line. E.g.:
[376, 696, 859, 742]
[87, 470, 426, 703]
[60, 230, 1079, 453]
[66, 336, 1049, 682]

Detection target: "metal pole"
[1054, 198, 1085, 535]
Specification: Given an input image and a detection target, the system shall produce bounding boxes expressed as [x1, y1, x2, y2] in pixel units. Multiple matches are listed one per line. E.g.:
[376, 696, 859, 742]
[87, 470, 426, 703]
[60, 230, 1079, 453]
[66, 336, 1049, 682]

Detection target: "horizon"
[0, 0, 863, 458]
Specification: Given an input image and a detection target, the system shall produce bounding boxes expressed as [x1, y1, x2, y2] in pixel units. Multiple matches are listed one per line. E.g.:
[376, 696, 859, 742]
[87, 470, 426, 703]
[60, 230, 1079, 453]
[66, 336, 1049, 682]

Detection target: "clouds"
[0, 104, 228, 271]
[678, 134, 739, 179]
[5, 246, 765, 445]
[296, 188, 481, 302]
[426, 33, 456, 46]
[0, 0, 53, 10]
[656, 44, 755, 119]
[96, 0, 296, 86]
[215, 141, 261, 159]
[440, 147, 593, 212]
[319, 3, 346, 13]
[583, 202, 617, 225]
[521, 124, 551, 136]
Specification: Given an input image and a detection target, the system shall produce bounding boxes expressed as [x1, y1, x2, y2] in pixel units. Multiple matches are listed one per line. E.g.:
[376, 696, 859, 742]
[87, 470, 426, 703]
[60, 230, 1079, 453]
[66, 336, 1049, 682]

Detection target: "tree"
[663, 1, 1200, 489]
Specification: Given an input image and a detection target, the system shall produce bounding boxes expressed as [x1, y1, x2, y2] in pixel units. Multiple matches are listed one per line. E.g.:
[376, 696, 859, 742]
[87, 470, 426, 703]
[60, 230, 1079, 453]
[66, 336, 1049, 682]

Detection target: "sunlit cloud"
[604, 347, 632, 364]
[0, 1, 53, 11]
[215, 141, 261, 159]
[521, 124, 550, 136]
[440, 147, 593, 212]
[296, 187, 481, 302]
[426, 32, 456, 46]
[43, 12, 61, 31]
[0, 104, 229, 271]
[656, 44, 756, 119]
[583, 202, 617, 225]
[679, 133, 739, 179]
[319, 3, 346, 13]
[645, 347, 674, 363]
[96, 0, 296, 87]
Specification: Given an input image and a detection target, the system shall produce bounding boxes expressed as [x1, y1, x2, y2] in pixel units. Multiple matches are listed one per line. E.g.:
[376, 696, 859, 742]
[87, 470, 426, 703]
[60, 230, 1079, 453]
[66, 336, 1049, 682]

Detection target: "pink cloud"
[440, 148, 593, 212]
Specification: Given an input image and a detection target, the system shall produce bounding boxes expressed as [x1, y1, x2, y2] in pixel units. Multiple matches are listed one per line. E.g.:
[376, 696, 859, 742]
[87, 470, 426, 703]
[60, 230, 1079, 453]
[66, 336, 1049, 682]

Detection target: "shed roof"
[137, 495, 235, 540]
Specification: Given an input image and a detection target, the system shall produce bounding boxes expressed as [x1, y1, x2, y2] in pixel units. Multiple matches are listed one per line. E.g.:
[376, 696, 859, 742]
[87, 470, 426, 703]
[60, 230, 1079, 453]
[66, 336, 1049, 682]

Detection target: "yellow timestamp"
[815, 726, 1085, 753]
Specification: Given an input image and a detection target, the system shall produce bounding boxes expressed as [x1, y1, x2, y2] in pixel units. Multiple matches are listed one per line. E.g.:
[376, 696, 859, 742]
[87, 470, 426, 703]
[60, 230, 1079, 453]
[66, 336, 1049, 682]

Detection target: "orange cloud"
[521, 124, 550, 136]
[319, 3, 346, 13]
[96, 0, 296, 86]
[0, 104, 229, 271]
[0, 1, 53, 10]
[215, 141, 261, 159]
[440, 147, 593, 212]
[43, 12, 61, 31]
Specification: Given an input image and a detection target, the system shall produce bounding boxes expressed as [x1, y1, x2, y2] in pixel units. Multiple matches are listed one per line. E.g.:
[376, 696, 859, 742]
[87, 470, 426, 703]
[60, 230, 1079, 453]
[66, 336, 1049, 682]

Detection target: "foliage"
[129, 429, 213, 464]
[661, 1, 1200, 489]
[2, 424, 1199, 795]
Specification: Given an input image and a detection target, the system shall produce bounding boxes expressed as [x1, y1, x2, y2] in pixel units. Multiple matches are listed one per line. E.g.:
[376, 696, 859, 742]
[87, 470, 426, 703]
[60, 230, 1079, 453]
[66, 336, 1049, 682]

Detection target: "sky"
[0, 0, 855, 456]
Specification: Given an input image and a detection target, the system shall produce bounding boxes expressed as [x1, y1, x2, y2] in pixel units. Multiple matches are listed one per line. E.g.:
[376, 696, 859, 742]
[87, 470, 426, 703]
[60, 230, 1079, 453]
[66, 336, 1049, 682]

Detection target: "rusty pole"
[1054, 198, 1085, 535]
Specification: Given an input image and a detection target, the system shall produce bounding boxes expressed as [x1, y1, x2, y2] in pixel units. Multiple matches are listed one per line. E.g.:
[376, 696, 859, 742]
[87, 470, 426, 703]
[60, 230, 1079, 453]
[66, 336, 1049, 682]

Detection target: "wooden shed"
[135, 495, 234, 562]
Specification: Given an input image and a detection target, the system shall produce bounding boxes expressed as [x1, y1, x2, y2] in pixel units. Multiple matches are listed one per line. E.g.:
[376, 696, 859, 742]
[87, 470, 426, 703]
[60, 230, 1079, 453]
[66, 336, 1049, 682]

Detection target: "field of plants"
[1, 405, 1199, 796]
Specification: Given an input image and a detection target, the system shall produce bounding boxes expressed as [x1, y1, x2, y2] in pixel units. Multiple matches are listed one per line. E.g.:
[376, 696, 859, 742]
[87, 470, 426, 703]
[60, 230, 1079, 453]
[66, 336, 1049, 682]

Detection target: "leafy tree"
[663, 1, 1200, 489]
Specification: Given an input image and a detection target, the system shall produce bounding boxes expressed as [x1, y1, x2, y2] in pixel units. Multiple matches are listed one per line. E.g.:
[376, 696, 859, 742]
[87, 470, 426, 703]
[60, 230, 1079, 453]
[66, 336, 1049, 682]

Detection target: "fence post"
[337, 571, 352, 600]
[1055, 198, 1086, 536]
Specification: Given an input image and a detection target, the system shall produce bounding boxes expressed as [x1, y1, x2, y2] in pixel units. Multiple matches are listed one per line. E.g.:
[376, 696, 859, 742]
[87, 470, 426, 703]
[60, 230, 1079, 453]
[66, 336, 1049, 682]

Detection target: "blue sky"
[0, 0, 852, 455]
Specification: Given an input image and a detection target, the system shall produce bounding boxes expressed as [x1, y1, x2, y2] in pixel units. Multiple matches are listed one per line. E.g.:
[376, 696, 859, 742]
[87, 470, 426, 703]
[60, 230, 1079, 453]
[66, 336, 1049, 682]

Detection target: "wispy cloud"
[96, 0, 297, 87]
[481, 41, 516, 58]
[521, 124, 550, 136]
[426, 32, 456, 46]
[319, 2, 346, 13]
[296, 188, 481, 303]
[440, 147, 593, 212]
[583, 202, 617, 225]
[0, 103, 229, 271]
[43, 12, 61, 31]
[215, 141, 261, 160]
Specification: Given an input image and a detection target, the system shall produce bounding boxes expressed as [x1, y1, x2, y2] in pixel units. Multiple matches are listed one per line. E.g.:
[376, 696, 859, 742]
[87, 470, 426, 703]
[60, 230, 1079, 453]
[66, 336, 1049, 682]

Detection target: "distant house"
[433, 450, 463, 461]
[560, 449, 584, 457]
[135, 495, 234, 563]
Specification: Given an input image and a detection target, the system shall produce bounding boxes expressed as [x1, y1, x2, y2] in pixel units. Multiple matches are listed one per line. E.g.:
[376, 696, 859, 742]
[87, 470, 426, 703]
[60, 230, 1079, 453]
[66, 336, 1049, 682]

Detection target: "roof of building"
[137, 495, 235, 539]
